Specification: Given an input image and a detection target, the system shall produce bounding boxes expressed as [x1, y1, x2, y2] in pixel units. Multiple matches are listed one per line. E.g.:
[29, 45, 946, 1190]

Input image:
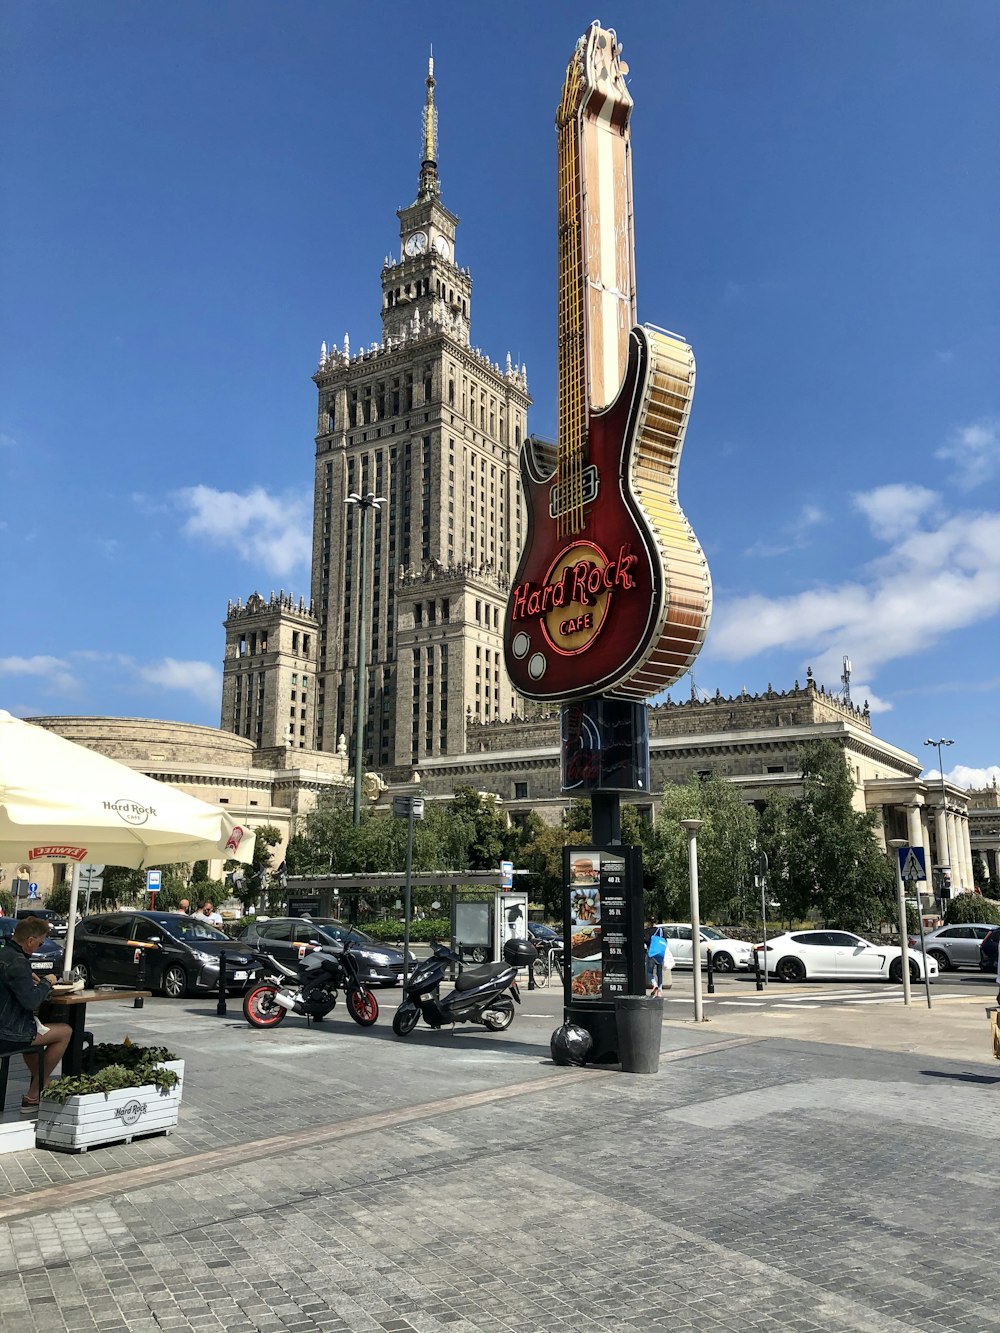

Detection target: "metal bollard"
[753, 948, 764, 991]
[706, 947, 715, 995]
[217, 950, 227, 1016]
[134, 945, 146, 1008]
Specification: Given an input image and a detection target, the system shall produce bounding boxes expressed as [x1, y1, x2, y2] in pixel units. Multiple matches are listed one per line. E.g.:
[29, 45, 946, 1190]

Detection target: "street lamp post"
[924, 738, 955, 898]
[681, 819, 706, 1023]
[346, 491, 387, 827]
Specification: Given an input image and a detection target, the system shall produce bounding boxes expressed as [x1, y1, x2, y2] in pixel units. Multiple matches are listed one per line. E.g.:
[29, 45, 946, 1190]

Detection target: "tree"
[944, 891, 1000, 926]
[784, 740, 895, 930]
[647, 777, 757, 923]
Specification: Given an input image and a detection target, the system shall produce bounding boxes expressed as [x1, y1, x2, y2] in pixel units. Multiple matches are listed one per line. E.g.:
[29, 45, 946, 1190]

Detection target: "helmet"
[550, 1022, 593, 1067]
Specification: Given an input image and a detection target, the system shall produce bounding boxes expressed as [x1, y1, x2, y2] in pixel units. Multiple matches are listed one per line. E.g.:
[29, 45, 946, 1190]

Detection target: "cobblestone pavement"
[0, 993, 996, 1331]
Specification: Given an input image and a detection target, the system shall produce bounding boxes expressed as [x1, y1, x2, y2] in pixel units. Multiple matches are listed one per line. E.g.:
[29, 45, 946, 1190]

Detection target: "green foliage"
[191, 861, 210, 884]
[358, 917, 450, 942]
[42, 883, 73, 917]
[564, 800, 593, 837]
[944, 892, 1000, 926]
[0, 890, 14, 916]
[91, 1039, 177, 1071]
[42, 1061, 178, 1103]
[646, 776, 757, 922]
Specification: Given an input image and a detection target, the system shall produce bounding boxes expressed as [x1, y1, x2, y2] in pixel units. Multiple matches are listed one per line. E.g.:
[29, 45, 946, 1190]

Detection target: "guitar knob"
[528, 653, 546, 680]
[512, 632, 530, 660]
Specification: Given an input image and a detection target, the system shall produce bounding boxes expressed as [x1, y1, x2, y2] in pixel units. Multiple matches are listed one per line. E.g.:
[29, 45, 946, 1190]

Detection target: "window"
[514, 782, 528, 800]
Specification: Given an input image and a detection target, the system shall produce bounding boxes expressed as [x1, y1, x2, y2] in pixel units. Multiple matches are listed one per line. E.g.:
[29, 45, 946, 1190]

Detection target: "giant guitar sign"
[503, 22, 711, 703]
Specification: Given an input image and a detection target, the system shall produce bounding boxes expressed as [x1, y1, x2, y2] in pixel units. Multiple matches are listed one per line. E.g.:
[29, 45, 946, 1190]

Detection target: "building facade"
[221, 59, 530, 771]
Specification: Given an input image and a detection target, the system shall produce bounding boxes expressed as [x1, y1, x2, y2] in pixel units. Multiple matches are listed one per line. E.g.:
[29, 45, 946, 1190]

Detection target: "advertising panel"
[564, 846, 642, 1003]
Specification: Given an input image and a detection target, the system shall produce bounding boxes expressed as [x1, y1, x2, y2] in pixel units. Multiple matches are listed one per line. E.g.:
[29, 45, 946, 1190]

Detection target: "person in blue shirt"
[0, 918, 71, 1112]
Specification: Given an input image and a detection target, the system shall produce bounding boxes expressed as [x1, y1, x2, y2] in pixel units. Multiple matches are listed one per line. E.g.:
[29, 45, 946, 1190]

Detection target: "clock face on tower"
[433, 235, 451, 260]
[404, 231, 428, 256]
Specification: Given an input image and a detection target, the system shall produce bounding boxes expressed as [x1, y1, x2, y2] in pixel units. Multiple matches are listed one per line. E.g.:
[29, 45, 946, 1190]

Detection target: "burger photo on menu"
[570, 855, 598, 885]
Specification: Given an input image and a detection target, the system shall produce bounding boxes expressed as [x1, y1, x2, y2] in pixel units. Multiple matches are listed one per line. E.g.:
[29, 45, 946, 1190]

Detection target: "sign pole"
[681, 819, 705, 1022]
[908, 861, 933, 1009]
[887, 840, 912, 1007]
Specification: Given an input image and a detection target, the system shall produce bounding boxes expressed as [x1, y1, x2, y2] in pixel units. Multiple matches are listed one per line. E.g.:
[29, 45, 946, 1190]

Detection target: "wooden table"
[41, 990, 153, 1077]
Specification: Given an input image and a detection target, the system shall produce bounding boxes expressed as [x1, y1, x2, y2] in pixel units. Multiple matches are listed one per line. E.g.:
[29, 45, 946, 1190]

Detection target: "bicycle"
[531, 944, 565, 988]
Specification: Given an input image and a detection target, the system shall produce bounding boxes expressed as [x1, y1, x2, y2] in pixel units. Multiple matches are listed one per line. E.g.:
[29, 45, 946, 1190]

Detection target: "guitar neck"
[556, 24, 636, 537]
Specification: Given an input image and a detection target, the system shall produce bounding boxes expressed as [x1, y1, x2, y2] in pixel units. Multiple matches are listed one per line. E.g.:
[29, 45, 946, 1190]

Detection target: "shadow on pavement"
[919, 1069, 1000, 1085]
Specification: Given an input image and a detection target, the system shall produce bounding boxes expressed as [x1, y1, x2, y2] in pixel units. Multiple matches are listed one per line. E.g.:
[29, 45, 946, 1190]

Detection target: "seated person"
[0, 918, 72, 1112]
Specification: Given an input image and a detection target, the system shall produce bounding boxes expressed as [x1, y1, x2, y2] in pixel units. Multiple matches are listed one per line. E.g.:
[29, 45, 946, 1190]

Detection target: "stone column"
[960, 816, 975, 892]
[934, 803, 949, 875]
[906, 798, 931, 908]
[946, 811, 961, 892]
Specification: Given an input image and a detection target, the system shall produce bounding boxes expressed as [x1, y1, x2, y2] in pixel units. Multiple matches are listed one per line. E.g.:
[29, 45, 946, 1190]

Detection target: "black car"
[72, 911, 264, 998]
[0, 917, 65, 977]
[14, 908, 68, 939]
[980, 927, 999, 974]
[237, 917, 415, 987]
[527, 921, 564, 952]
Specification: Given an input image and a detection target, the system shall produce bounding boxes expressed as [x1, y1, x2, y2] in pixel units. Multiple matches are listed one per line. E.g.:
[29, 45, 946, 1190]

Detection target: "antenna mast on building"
[841, 655, 852, 705]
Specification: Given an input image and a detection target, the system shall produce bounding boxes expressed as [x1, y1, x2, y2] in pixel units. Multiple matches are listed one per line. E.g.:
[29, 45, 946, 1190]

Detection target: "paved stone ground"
[0, 989, 996, 1332]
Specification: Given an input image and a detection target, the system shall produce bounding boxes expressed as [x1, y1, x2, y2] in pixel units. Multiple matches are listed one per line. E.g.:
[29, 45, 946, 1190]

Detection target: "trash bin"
[614, 995, 663, 1074]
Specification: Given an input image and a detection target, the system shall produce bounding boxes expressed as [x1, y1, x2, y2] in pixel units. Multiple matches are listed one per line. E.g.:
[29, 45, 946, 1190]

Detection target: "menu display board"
[565, 847, 640, 1001]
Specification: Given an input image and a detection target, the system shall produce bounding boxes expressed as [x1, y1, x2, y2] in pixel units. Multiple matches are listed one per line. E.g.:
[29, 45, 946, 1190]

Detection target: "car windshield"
[700, 926, 726, 940]
[314, 924, 377, 947]
[158, 918, 228, 942]
[531, 924, 559, 939]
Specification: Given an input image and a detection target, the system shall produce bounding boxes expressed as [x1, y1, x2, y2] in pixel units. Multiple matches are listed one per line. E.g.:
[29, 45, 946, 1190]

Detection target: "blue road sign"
[146, 869, 162, 890]
[28, 882, 38, 898]
[897, 846, 927, 882]
[500, 860, 513, 888]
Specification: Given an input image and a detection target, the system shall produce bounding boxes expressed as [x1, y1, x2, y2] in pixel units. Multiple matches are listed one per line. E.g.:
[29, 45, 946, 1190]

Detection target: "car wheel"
[162, 964, 188, 999]
[929, 949, 950, 972]
[74, 960, 92, 988]
[712, 951, 735, 973]
[888, 957, 921, 983]
[775, 956, 806, 983]
[469, 946, 488, 964]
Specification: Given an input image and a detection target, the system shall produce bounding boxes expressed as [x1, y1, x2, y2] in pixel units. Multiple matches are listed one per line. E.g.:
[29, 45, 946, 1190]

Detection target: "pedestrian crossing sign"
[896, 846, 926, 882]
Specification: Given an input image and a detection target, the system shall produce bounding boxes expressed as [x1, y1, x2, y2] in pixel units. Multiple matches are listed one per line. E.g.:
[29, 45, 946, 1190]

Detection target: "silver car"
[914, 923, 997, 972]
[656, 924, 753, 972]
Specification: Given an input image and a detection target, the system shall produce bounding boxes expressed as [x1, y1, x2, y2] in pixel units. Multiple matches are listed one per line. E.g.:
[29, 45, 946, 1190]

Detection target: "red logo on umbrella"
[30, 845, 88, 861]
[224, 827, 245, 854]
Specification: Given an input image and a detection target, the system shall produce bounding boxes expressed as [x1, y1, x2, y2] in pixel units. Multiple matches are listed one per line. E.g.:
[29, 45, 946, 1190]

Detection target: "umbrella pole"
[63, 862, 82, 980]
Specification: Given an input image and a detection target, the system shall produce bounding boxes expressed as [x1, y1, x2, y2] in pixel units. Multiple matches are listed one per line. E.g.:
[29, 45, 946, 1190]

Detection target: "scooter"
[391, 941, 523, 1037]
[242, 941, 379, 1029]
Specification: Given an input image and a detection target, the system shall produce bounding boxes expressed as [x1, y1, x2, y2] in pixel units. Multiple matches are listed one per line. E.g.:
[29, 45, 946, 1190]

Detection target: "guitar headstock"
[577, 22, 632, 121]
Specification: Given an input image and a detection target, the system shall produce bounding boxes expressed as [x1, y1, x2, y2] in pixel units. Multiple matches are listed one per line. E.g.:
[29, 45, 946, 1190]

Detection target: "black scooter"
[391, 941, 525, 1037]
[243, 941, 379, 1029]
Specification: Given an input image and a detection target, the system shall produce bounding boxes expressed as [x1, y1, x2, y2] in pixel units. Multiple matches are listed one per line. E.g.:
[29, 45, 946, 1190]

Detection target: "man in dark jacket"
[0, 918, 71, 1111]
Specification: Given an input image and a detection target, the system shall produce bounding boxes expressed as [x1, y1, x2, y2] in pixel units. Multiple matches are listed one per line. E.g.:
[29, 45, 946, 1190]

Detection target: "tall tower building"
[309, 59, 531, 770]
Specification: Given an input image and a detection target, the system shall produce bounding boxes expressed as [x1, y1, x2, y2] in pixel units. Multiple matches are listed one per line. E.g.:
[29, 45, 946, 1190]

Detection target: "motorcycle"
[391, 940, 530, 1037]
[242, 940, 379, 1029]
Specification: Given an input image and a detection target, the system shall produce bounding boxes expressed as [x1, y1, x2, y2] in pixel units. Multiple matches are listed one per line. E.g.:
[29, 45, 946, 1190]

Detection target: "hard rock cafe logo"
[105, 799, 156, 826]
[224, 826, 245, 854]
[510, 541, 638, 655]
[113, 1099, 147, 1126]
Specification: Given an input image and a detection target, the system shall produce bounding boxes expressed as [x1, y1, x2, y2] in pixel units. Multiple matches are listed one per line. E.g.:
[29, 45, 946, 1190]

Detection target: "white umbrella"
[0, 710, 256, 974]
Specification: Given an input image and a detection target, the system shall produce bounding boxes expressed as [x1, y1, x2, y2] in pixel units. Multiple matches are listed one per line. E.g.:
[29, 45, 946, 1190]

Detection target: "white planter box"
[35, 1059, 184, 1153]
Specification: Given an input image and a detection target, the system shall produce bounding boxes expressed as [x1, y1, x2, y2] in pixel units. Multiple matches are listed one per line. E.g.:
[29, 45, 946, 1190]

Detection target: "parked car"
[527, 922, 563, 952]
[14, 908, 68, 938]
[911, 923, 998, 972]
[752, 930, 938, 983]
[979, 927, 999, 974]
[237, 917, 416, 987]
[72, 911, 264, 998]
[655, 924, 753, 972]
[0, 917, 64, 977]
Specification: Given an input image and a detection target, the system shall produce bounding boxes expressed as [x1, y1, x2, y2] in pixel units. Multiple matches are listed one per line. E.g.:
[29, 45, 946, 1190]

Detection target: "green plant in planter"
[42, 1062, 179, 1104]
[91, 1039, 177, 1072]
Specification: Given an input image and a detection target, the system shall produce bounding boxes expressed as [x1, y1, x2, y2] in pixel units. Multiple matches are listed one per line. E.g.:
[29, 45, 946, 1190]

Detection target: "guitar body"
[504, 325, 712, 702]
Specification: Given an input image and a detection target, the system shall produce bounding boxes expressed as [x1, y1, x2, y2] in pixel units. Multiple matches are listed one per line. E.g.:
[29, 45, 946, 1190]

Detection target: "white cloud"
[0, 431, 16, 449]
[852, 483, 937, 542]
[943, 764, 1000, 790]
[138, 658, 221, 708]
[744, 502, 826, 558]
[0, 654, 78, 694]
[711, 496, 1000, 703]
[172, 485, 311, 577]
[935, 418, 1000, 491]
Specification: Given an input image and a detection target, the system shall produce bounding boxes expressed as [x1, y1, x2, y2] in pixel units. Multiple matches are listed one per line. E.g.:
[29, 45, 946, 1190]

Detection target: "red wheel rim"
[349, 988, 378, 1024]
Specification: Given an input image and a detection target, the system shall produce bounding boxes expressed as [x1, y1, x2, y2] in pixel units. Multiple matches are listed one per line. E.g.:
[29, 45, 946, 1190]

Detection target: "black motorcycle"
[242, 940, 379, 1029]
[391, 940, 531, 1037]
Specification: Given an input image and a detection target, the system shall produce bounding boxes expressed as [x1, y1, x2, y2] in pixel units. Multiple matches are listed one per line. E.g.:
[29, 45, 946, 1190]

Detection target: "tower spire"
[418, 51, 439, 200]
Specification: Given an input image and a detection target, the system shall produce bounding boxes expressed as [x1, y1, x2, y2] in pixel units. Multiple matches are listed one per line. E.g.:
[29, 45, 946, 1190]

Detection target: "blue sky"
[2, 1, 998, 788]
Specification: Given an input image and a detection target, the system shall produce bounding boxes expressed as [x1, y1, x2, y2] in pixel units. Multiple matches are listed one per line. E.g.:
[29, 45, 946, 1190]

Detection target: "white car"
[656, 924, 754, 973]
[752, 930, 939, 983]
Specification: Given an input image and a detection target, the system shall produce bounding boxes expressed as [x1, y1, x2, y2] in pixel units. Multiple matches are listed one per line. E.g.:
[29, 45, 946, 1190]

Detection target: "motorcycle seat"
[454, 961, 511, 991]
